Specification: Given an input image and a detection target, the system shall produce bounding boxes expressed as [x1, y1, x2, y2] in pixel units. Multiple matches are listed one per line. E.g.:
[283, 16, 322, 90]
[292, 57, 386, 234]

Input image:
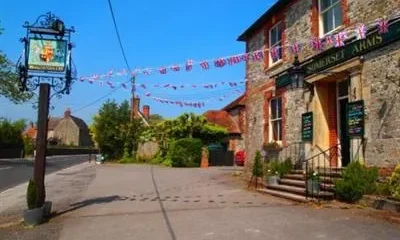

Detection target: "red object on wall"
[235, 150, 246, 166]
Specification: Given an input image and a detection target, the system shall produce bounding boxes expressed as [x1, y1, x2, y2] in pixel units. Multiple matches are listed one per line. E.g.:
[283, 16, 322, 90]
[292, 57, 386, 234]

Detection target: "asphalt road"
[0, 155, 91, 193]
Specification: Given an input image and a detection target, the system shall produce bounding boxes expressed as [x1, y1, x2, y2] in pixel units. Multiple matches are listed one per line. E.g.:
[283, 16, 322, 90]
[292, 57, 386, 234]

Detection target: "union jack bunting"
[356, 24, 367, 40]
[159, 67, 167, 74]
[121, 83, 127, 89]
[377, 18, 389, 34]
[202, 102, 205, 107]
[142, 69, 151, 75]
[171, 65, 180, 72]
[325, 35, 334, 46]
[145, 92, 151, 96]
[171, 85, 177, 90]
[290, 43, 302, 55]
[200, 61, 210, 70]
[106, 81, 113, 86]
[79, 77, 85, 82]
[252, 50, 264, 61]
[214, 58, 227, 68]
[270, 46, 281, 62]
[240, 53, 250, 62]
[185, 60, 193, 71]
[192, 84, 197, 88]
[228, 55, 241, 65]
[334, 32, 347, 47]
[106, 70, 113, 77]
[140, 84, 146, 89]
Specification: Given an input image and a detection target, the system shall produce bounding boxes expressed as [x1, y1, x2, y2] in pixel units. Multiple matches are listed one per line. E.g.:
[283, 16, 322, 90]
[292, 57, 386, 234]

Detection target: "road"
[0, 155, 91, 193]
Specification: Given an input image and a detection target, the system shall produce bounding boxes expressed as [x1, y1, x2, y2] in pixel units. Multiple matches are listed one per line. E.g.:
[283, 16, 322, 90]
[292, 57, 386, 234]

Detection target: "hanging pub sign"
[302, 112, 313, 141]
[27, 38, 67, 72]
[348, 100, 364, 137]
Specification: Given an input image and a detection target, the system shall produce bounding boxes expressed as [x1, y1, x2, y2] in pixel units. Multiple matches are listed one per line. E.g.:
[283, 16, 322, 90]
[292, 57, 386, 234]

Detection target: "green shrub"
[161, 158, 172, 167]
[252, 151, 263, 177]
[167, 138, 203, 167]
[266, 158, 293, 177]
[335, 161, 379, 203]
[26, 179, 36, 209]
[23, 136, 34, 156]
[118, 157, 137, 164]
[389, 164, 400, 201]
[376, 182, 391, 196]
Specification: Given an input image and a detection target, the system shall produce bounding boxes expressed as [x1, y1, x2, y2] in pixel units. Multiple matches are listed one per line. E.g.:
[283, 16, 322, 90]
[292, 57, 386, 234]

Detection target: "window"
[270, 98, 282, 142]
[319, 0, 343, 35]
[269, 22, 283, 64]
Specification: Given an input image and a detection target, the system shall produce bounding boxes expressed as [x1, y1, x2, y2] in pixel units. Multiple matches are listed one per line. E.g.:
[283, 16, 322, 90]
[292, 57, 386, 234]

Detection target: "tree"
[148, 114, 164, 125]
[0, 118, 26, 147]
[0, 22, 33, 104]
[92, 99, 143, 160]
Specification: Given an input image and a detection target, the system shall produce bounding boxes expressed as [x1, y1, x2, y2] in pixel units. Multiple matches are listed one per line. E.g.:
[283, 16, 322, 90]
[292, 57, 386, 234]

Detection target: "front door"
[337, 80, 351, 167]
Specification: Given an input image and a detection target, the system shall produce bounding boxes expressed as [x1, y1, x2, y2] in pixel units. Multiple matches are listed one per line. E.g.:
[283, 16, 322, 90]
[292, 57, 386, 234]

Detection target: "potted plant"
[23, 179, 44, 226]
[265, 169, 280, 185]
[262, 141, 281, 162]
[307, 171, 321, 196]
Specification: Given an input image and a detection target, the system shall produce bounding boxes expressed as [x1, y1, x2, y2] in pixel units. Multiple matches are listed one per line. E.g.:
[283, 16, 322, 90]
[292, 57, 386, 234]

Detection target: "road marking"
[0, 166, 12, 171]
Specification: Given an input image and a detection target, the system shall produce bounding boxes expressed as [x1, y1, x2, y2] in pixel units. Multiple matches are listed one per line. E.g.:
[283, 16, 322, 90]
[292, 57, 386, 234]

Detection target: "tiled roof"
[70, 116, 89, 130]
[222, 94, 246, 111]
[204, 110, 240, 134]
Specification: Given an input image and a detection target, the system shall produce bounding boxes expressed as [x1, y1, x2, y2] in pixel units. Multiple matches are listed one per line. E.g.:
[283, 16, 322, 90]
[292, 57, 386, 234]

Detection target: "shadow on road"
[53, 195, 128, 218]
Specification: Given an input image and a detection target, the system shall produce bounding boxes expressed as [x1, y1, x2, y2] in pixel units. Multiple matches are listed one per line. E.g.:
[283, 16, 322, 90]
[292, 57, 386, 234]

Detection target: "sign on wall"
[28, 38, 67, 72]
[348, 100, 364, 137]
[302, 112, 313, 142]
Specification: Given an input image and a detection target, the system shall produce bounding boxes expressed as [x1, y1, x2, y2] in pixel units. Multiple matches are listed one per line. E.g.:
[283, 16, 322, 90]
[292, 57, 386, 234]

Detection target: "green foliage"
[389, 164, 400, 201]
[148, 114, 164, 125]
[335, 161, 379, 203]
[266, 158, 293, 177]
[23, 135, 34, 156]
[92, 100, 143, 160]
[0, 118, 26, 148]
[252, 151, 263, 177]
[0, 24, 33, 104]
[195, 124, 228, 145]
[118, 157, 137, 164]
[167, 138, 203, 167]
[375, 181, 391, 196]
[26, 179, 37, 209]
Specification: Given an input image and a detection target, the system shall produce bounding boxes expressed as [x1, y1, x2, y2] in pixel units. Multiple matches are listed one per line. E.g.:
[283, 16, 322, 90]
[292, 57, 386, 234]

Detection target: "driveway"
[1, 165, 400, 240]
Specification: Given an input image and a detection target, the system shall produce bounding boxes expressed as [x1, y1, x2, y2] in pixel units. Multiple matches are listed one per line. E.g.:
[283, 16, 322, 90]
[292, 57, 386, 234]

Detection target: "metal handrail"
[278, 141, 305, 169]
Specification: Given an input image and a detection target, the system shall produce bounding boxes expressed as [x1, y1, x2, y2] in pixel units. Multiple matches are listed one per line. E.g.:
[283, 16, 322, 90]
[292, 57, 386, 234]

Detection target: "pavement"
[1, 164, 400, 240]
[0, 155, 91, 192]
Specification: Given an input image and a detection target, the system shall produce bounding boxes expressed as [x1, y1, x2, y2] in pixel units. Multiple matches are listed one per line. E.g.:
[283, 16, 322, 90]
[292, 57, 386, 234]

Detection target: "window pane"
[333, 3, 342, 28]
[278, 120, 282, 141]
[322, 9, 334, 34]
[270, 27, 277, 45]
[272, 121, 279, 141]
[338, 80, 349, 97]
[271, 99, 277, 119]
[277, 98, 282, 118]
[276, 23, 282, 42]
[320, 0, 332, 11]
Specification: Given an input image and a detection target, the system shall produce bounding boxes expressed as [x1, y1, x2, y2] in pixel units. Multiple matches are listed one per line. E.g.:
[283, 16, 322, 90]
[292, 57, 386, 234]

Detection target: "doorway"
[337, 80, 351, 167]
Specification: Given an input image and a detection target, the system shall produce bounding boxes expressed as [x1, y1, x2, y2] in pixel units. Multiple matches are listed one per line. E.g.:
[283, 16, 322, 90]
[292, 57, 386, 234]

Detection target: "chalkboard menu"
[302, 112, 313, 141]
[348, 100, 364, 137]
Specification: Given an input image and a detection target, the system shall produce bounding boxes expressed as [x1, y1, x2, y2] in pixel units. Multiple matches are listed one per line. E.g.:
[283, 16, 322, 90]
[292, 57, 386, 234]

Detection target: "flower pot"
[266, 175, 279, 186]
[307, 179, 320, 196]
[42, 201, 52, 217]
[24, 207, 44, 226]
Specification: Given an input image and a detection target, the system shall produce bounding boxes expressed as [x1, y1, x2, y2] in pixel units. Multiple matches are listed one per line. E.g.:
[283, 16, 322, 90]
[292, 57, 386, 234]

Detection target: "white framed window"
[269, 22, 283, 65]
[319, 0, 343, 35]
[269, 97, 282, 142]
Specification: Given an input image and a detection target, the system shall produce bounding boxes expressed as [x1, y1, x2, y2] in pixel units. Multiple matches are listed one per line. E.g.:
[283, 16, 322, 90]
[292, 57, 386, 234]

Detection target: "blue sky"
[0, 0, 274, 123]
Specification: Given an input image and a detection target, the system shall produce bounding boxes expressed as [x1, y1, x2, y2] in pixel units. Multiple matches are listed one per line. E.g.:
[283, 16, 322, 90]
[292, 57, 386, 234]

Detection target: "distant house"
[204, 94, 246, 154]
[24, 108, 92, 147]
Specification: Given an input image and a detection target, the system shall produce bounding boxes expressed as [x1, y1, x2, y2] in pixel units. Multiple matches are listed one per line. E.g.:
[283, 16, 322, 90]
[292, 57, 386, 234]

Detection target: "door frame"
[336, 79, 350, 168]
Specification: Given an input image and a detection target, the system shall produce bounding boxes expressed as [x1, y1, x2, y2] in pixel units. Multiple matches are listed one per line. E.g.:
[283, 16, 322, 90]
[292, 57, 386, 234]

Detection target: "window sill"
[320, 25, 345, 38]
[264, 60, 284, 74]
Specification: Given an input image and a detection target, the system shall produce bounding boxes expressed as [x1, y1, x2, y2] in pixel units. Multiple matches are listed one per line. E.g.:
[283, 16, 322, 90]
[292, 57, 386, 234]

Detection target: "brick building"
[237, 0, 400, 174]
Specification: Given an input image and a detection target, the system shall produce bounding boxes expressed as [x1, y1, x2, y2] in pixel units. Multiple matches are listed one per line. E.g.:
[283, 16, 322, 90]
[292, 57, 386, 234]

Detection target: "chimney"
[131, 97, 140, 119]
[64, 108, 71, 118]
[143, 105, 150, 119]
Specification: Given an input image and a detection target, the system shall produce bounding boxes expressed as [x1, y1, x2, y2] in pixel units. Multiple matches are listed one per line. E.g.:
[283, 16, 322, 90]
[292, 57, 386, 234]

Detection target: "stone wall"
[54, 119, 80, 146]
[347, 0, 399, 24]
[137, 141, 159, 160]
[362, 41, 400, 167]
[246, 31, 267, 91]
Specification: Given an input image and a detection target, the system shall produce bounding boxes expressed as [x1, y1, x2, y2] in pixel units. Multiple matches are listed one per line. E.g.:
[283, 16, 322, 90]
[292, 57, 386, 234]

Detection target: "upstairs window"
[270, 97, 282, 142]
[269, 22, 283, 65]
[319, 0, 343, 35]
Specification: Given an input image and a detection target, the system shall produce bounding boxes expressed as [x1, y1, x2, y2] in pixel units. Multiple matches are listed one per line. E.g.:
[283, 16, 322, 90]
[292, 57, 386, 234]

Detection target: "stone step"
[279, 178, 305, 187]
[290, 169, 342, 177]
[320, 183, 335, 191]
[267, 184, 335, 199]
[283, 174, 304, 180]
[257, 189, 310, 203]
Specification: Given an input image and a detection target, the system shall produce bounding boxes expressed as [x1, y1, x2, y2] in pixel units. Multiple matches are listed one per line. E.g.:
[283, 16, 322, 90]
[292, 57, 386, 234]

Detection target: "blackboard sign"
[348, 100, 364, 137]
[302, 112, 313, 141]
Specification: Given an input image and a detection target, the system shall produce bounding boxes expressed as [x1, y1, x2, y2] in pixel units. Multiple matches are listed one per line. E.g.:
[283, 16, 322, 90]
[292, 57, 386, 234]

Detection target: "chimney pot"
[64, 108, 71, 118]
[143, 105, 150, 119]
